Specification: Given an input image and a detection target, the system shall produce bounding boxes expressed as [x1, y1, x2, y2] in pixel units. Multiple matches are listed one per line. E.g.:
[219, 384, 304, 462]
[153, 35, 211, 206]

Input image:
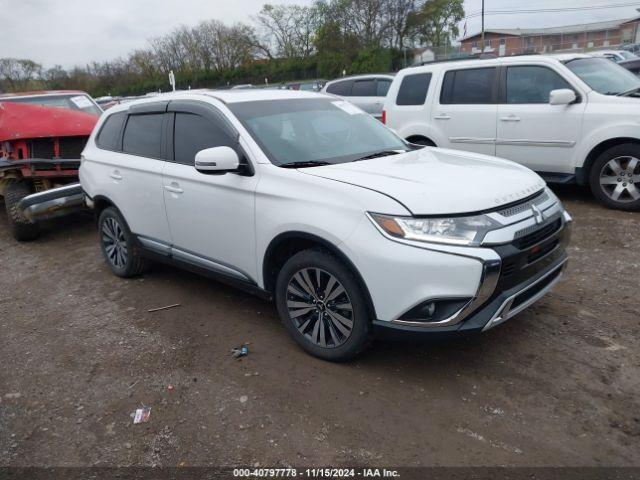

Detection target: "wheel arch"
[579, 137, 640, 185]
[262, 231, 377, 320]
[406, 135, 436, 147]
[91, 194, 118, 221]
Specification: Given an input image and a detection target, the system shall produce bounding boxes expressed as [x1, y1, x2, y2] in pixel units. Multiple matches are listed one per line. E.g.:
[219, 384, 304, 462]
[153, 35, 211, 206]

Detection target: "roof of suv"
[106, 89, 327, 113]
[407, 54, 590, 73]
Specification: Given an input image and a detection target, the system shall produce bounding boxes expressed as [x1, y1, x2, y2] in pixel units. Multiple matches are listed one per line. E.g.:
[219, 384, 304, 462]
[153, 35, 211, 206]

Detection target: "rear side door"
[495, 64, 585, 173]
[92, 104, 172, 243]
[161, 101, 260, 284]
[433, 67, 499, 156]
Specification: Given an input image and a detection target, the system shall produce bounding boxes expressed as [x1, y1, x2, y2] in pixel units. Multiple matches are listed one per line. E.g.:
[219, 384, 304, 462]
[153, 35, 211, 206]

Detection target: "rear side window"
[173, 113, 236, 165]
[376, 79, 392, 96]
[506, 66, 573, 104]
[440, 68, 497, 104]
[396, 73, 432, 105]
[96, 112, 126, 151]
[122, 114, 163, 158]
[326, 80, 353, 96]
[351, 79, 376, 96]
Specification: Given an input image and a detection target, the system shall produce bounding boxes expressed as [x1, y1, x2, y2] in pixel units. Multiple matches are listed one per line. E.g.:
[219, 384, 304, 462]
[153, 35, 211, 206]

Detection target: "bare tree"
[0, 58, 42, 91]
[254, 4, 319, 58]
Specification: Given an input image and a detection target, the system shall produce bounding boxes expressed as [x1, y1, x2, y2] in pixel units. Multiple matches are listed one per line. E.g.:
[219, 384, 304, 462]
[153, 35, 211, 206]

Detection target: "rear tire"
[4, 179, 41, 241]
[589, 143, 640, 211]
[275, 249, 371, 362]
[98, 207, 147, 278]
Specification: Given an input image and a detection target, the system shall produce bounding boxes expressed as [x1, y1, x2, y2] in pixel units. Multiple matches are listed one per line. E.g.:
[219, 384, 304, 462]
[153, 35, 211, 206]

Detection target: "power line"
[464, 2, 640, 19]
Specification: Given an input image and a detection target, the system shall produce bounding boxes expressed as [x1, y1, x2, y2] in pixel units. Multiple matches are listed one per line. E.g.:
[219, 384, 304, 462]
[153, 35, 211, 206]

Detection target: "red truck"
[0, 90, 101, 240]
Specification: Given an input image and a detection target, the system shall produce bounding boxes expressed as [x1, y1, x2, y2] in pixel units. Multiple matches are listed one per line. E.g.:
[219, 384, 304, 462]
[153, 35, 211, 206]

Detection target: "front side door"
[162, 103, 259, 284]
[496, 65, 585, 173]
[99, 109, 171, 243]
[433, 67, 498, 156]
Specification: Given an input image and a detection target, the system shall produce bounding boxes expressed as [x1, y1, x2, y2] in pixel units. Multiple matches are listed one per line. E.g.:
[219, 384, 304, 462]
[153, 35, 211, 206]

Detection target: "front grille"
[496, 190, 549, 217]
[59, 136, 88, 159]
[29, 138, 55, 159]
[513, 218, 562, 250]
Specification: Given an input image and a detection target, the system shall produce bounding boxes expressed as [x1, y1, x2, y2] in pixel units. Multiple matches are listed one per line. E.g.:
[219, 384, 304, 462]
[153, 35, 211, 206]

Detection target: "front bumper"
[372, 209, 571, 337]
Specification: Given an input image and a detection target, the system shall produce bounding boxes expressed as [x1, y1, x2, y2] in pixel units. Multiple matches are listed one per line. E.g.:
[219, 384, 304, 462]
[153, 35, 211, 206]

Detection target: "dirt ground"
[0, 185, 638, 468]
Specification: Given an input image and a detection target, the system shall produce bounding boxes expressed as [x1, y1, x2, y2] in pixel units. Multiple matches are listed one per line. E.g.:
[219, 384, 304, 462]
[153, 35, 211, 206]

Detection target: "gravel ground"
[0, 185, 638, 468]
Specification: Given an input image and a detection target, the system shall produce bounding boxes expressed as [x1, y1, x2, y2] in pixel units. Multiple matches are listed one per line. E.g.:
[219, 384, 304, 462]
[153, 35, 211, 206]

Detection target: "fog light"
[399, 298, 471, 323]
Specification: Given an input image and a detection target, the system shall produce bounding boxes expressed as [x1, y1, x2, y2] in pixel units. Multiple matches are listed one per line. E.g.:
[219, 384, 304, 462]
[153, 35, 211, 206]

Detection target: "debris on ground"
[132, 406, 151, 424]
[231, 343, 250, 359]
[147, 304, 181, 313]
[167, 384, 174, 392]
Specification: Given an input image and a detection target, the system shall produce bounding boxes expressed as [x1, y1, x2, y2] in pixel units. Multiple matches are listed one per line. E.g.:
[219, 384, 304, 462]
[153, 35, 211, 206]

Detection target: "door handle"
[164, 183, 184, 194]
[500, 115, 521, 122]
[110, 170, 122, 180]
[434, 114, 451, 120]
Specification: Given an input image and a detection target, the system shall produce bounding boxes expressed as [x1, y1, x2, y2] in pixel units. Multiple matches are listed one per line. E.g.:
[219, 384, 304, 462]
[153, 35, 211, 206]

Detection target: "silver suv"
[322, 74, 394, 120]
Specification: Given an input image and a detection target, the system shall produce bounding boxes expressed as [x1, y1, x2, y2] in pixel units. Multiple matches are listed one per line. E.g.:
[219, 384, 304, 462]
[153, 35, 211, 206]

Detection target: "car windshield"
[620, 51, 637, 60]
[565, 57, 640, 95]
[229, 98, 408, 166]
[1, 94, 102, 116]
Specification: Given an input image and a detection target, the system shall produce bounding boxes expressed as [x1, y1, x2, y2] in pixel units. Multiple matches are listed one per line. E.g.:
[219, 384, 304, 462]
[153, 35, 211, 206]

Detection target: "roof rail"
[412, 51, 541, 67]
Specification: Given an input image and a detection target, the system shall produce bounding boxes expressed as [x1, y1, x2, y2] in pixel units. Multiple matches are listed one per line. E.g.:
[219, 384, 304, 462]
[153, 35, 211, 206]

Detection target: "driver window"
[174, 113, 235, 165]
[506, 66, 573, 104]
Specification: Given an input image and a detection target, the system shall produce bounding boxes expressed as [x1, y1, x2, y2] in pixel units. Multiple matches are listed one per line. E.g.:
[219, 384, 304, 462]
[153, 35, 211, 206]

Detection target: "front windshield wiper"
[354, 150, 406, 162]
[280, 160, 332, 169]
[616, 86, 640, 96]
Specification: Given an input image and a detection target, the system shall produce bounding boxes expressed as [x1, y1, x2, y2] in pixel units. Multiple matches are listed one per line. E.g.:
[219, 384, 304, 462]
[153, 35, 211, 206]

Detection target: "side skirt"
[137, 239, 272, 302]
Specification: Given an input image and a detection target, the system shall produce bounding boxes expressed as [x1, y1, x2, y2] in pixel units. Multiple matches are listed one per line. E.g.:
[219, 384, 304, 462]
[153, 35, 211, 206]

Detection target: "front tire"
[275, 249, 371, 362]
[4, 179, 41, 241]
[98, 207, 147, 278]
[589, 143, 640, 211]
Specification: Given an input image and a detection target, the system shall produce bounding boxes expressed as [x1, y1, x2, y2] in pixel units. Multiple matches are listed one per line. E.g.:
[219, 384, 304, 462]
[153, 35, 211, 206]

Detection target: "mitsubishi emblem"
[531, 205, 545, 225]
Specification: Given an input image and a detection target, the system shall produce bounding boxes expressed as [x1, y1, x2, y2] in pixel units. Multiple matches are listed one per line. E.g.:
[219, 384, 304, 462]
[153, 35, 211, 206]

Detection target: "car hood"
[301, 148, 546, 215]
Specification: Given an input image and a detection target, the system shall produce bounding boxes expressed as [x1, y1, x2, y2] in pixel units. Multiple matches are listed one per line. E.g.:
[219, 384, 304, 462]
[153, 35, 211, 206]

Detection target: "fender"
[261, 230, 377, 319]
[575, 123, 640, 171]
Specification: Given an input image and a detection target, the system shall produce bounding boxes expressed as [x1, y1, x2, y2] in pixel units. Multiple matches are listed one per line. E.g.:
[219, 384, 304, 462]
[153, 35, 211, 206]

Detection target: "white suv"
[80, 90, 571, 361]
[384, 54, 640, 210]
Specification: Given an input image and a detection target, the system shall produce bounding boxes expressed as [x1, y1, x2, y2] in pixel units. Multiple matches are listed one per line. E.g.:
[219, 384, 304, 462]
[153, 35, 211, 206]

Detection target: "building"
[460, 16, 640, 56]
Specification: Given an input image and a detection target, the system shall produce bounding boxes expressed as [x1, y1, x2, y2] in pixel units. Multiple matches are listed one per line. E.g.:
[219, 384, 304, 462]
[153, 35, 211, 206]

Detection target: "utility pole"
[481, 0, 485, 52]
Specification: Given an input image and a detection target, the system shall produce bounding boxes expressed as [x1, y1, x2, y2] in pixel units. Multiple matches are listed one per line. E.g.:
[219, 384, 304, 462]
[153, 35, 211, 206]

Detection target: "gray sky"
[2, 0, 640, 68]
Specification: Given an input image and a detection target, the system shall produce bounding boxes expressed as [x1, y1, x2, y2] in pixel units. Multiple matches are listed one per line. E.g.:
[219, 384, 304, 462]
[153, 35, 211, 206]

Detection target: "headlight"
[369, 212, 499, 246]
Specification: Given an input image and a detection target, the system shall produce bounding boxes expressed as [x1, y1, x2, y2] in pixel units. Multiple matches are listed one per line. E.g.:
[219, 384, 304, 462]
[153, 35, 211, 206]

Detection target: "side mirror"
[549, 89, 576, 106]
[194, 146, 240, 174]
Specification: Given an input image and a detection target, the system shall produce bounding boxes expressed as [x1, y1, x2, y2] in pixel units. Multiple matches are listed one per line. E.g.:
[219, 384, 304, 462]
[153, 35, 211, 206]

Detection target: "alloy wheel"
[599, 156, 640, 203]
[102, 217, 128, 268]
[286, 268, 354, 348]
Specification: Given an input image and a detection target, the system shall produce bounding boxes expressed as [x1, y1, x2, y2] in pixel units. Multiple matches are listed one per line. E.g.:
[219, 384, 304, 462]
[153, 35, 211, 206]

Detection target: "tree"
[254, 4, 319, 59]
[386, 0, 421, 50]
[412, 0, 464, 47]
[0, 58, 42, 92]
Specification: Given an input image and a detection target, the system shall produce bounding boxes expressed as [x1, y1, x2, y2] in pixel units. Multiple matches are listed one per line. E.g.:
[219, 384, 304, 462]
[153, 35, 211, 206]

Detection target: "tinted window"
[351, 79, 376, 96]
[396, 73, 432, 105]
[376, 79, 392, 97]
[441, 68, 497, 104]
[96, 113, 126, 151]
[122, 114, 163, 158]
[326, 80, 352, 96]
[507, 66, 572, 104]
[174, 113, 235, 165]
